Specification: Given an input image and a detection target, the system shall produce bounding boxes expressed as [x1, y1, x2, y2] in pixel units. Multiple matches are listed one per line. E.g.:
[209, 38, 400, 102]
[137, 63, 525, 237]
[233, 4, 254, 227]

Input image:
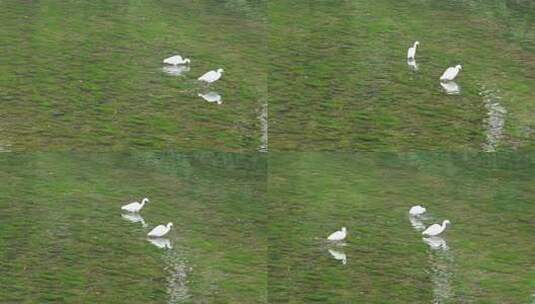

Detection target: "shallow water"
[0, 153, 266, 303]
[269, 0, 535, 151]
[268, 153, 535, 303]
[0, 1, 266, 152]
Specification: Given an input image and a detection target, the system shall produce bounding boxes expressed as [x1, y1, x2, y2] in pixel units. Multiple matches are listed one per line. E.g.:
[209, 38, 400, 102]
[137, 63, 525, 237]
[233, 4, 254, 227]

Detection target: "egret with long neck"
[121, 197, 150, 213]
[422, 220, 451, 237]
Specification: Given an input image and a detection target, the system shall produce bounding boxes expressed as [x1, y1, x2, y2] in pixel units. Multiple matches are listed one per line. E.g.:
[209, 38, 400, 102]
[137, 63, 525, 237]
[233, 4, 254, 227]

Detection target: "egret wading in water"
[409, 205, 426, 216]
[440, 65, 462, 82]
[148, 222, 173, 238]
[163, 55, 191, 65]
[198, 68, 224, 84]
[121, 198, 149, 213]
[327, 227, 347, 241]
[422, 220, 451, 237]
[407, 41, 420, 60]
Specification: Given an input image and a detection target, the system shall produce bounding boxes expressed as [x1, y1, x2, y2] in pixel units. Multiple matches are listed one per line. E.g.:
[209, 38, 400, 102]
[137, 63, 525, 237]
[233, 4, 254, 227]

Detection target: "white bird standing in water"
[121, 198, 149, 213]
[409, 205, 426, 216]
[148, 222, 173, 238]
[440, 65, 462, 82]
[198, 68, 224, 84]
[422, 220, 451, 237]
[163, 55, 191, 65]
[407, 41, 420, 60]
[327, 227, 347, 241]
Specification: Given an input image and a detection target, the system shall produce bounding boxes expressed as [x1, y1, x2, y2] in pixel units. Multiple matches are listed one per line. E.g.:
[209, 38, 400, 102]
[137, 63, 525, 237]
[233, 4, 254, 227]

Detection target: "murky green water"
[0, 153, 266, 303]
[0, 1, 266, 152]
[269, 153, 534, 303]
[1, 1, 534, 303]
[269, 0, 535, 151]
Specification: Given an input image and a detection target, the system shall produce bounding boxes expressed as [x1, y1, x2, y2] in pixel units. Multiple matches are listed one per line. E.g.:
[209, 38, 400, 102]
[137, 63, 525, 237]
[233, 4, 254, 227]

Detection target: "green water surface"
[0, 152, 266, 303]
[0, 0, 266, 152]
[269, 153, 534, 303]
[270, 0, 535, 151]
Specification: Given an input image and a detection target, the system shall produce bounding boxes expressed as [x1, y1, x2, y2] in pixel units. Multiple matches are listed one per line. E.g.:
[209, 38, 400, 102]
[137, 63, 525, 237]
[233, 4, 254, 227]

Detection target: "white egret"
[121, 198, 149, 213]
[198, 92, 222, 104]
[422, 220, 451, 237]
[407, 41, 419, 60]
[198, 68, 224, 84]
[163, 55, 190, 65]
[148, 222, 173, 238]
[409, 205, 426, 216]
[440, 65, 462, 82]
[327, 227, 347, 241]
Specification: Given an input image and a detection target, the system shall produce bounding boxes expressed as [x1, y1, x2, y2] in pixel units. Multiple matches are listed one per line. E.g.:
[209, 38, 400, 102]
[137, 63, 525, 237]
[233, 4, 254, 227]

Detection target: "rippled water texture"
[269, 0, 535, 151]
[0, 1, 266, 152]
[269, 153, 535, 303]
[0, 153, 266, 303]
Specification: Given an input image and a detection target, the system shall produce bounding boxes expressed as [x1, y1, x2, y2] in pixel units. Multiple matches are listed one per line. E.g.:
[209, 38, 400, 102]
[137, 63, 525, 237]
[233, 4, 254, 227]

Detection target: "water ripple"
[480, 86, 507, 152]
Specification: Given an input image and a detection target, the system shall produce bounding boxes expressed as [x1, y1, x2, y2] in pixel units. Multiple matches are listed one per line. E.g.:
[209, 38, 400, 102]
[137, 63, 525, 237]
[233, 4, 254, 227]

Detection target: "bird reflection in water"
[440, 81, 461, 95]
[121, 213, 148, 227]
[328, 248, 347, 265]
[407, 59, 419, 72]
[409, 215, 426, 232]
[148, 237, 172, 249]
[198, 92, 222, 105]
[162, 65, 191, 77]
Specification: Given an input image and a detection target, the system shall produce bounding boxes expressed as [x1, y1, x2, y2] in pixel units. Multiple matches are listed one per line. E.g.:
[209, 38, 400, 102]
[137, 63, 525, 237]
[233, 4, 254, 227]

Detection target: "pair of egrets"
[407, 41, 462, 82]
[121, 198, 173, 238]
[163, 55, 224, 84]
[409, 205, 451, 236]
[326, 206, 451, 242]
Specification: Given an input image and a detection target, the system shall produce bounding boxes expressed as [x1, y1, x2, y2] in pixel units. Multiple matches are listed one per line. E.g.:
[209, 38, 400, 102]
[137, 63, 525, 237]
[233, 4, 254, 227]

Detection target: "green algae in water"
[269, 0, 535, 151]
[0, 152, 267, 303]
[268, 153, 535, 303]
[0, 1, 267, 152]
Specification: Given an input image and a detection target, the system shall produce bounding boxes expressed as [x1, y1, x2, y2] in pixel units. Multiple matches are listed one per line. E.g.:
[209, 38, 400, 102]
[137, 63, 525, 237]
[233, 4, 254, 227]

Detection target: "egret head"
[414, 41, 420, 46]
[185, 58, 191, 64]
[217, 68, 224, 74]
[341, 227, 347, 232]
[142, 198, 150, 204]
[168, 222, 173, 227]
[443, 220, 451, 226]
[456, 65, 462, 70]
